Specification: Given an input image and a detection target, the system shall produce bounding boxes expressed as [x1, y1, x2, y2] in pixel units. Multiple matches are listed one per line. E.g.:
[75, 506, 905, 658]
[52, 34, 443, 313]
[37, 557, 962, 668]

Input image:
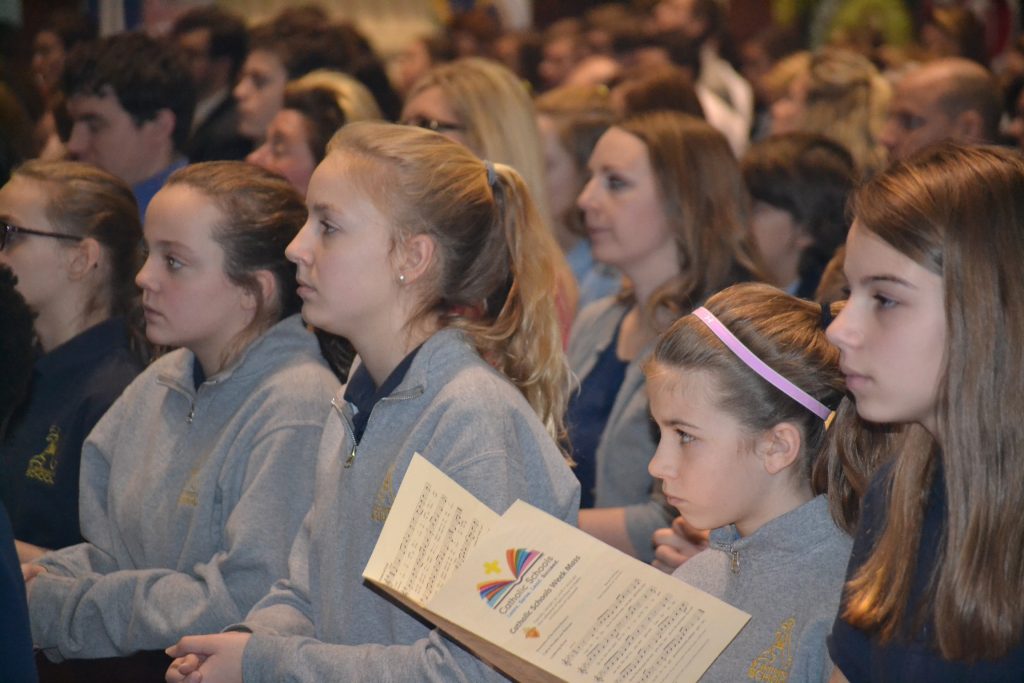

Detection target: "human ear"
[757, 421, 803, 475]
[145, 109, 176, 142]
[395, 234, 436, 285]
[241, 269, 276, 313]
[954, 110, 984, 143]
[66, 237, 102, 280]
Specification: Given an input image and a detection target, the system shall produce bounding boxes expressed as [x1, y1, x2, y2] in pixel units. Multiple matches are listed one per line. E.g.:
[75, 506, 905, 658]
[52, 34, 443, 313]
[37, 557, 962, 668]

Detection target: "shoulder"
[568, 296, 626, 359]
[571, 296, 625, 337]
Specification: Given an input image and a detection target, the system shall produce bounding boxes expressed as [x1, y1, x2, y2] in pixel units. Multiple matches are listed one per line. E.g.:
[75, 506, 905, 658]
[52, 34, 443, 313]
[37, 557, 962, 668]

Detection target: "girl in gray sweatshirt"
[165, 122, 579, 682]
[646, 283, 858, 683]
[25, 163, 339, 664]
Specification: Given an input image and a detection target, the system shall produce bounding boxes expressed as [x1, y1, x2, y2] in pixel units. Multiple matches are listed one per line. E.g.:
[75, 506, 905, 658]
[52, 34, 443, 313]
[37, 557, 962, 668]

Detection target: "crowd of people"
[1, 1, 1023, 681]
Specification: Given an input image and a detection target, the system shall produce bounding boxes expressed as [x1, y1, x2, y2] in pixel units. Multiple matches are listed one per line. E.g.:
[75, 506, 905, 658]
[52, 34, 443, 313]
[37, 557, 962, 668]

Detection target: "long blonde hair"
[405, 58, 553, 228]
[326, 122, 570, 442]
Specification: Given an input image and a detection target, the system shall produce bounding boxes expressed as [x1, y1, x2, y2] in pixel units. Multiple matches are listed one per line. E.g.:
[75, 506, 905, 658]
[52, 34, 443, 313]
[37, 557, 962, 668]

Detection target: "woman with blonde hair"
[569, 111, 765, 561]
[165, 121, 579, 682]
[0, 161, 145, 565]
[770, 48, 890, 176]
[402, 57, 579, 329]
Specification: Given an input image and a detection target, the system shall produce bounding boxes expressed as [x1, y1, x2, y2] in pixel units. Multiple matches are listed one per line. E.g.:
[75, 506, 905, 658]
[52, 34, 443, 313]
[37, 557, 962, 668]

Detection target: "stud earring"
[398, 273, 406, 284]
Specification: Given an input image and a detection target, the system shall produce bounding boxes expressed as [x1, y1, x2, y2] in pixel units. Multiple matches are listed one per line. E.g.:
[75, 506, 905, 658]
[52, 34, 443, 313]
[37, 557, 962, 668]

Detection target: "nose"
[647, 435, 677, 480]
[577, 175, 598, 212]
[825, 303, 859, 351]
[233, 78, 250, 104]
[246, 143, 270, 169]
[285, 219, 314, 266]
[879, 117, 901, 157]
[135, 252, 157, 291]
[66, 123, 88, 159]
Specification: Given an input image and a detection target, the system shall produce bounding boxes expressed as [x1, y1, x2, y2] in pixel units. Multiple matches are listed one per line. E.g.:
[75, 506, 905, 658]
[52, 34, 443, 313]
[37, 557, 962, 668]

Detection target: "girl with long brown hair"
[826, 143, 1024, 679]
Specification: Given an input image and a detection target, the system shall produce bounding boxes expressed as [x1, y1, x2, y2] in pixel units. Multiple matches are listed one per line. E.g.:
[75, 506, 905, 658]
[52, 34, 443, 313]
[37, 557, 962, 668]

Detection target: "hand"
[21, 562, 46, 586]
[165, 632, 250, 683]
[651, 515, 709, 573]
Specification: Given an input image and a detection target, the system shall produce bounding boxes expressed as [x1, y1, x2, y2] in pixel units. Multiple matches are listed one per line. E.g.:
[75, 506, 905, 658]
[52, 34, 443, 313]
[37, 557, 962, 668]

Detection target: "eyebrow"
[660, 417, 701, 431]
[149, 239, 196, 257]
[855, 274, 917, 289]
[309, 202, 340, 217]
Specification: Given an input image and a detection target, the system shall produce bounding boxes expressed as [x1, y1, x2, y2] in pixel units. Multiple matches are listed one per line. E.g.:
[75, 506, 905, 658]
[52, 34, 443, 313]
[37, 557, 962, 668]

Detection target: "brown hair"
[617, 112, 766, 318]
[14, 160, 141, 321]
[614, 64, 705, 120]
[534, 84, 614, 237]
[165, 162, 306, 364]
[325, 122, 570, 441]
[842, 143, 1024, 659]
[647, 283, 846, 485]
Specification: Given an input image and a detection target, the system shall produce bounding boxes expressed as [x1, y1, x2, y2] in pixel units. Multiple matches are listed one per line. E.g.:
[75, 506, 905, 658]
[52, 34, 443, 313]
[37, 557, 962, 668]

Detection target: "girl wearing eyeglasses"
[0, 160, 146, 565]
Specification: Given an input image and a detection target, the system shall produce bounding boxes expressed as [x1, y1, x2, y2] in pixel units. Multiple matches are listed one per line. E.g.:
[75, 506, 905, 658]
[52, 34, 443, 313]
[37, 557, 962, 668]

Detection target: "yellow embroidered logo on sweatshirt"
[25, 425, 61, 485]
[371, 462, 397, 522]
[747, 616, 795, 682]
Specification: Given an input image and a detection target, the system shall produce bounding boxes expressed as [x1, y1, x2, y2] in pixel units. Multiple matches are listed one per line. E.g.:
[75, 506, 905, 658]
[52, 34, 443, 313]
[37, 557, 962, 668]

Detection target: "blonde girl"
[165, 122, 579, 682]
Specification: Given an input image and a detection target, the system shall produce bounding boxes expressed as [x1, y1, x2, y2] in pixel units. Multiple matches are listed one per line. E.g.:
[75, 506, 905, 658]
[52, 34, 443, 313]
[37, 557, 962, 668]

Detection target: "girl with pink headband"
[645, 282, 863, 682]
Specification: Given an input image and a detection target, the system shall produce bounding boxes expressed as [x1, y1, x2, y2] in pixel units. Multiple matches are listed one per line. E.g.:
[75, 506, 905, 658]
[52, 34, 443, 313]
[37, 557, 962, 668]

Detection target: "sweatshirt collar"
[708, 495, 839, 557]
[35, 317, 129, 377]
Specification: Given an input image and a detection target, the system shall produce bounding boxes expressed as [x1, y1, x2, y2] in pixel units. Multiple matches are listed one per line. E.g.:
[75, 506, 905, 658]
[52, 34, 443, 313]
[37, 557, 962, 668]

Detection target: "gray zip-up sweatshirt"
[29, 315, 338, 660]
[238, 328, 581, 682]
[672, 495, 852, 682]
[567, 297, 674, 562]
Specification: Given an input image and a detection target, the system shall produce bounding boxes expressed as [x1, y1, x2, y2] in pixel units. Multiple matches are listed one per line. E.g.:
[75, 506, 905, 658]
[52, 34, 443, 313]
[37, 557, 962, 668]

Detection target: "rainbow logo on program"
[476, 548, 543, 608]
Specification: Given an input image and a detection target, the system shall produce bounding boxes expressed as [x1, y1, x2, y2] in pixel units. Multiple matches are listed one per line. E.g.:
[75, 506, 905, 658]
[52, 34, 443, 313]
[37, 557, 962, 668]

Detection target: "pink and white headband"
[692, 307, 833, 421]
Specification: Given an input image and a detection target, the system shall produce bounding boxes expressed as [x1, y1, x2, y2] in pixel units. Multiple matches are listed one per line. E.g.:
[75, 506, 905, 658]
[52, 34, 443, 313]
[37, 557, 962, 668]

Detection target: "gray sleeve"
[30, 422, 321, 659]
[239, 505, 316, 638]
[243, 630, 510, 683]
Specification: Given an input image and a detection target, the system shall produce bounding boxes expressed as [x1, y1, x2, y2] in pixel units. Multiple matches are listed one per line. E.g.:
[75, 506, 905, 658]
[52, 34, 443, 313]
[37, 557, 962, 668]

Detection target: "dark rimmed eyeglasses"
[1, 222, 84, 251]
[401, 116, 466, 134]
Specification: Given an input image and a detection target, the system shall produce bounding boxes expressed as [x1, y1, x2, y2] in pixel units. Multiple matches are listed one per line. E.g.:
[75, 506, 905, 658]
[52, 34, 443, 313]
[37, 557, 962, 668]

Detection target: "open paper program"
[363, 453, 750, 682]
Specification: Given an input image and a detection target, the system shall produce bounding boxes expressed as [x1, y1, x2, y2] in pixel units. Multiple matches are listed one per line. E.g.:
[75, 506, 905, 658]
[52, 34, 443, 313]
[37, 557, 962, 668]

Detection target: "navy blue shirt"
[564, 316, 629, 508]
[828, 459, 1024, 681]
[0, 502, 36, 682]
[0, 318, 143, 550]
[343, 346, 422, 443]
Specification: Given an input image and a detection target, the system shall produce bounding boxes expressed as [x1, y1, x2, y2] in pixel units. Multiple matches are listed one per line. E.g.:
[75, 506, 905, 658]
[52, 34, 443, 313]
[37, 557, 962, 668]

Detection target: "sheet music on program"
[364, 453, 499, 604]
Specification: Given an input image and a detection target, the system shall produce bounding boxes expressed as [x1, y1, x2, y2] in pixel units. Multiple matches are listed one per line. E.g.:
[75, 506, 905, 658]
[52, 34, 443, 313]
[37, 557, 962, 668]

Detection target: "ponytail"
[448, 164, 570, 443]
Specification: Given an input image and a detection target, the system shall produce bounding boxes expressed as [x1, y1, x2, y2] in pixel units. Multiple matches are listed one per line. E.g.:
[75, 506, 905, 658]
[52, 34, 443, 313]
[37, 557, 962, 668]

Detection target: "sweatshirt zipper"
[331, 397, 358, 467]
[332, 387, 423, 468]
